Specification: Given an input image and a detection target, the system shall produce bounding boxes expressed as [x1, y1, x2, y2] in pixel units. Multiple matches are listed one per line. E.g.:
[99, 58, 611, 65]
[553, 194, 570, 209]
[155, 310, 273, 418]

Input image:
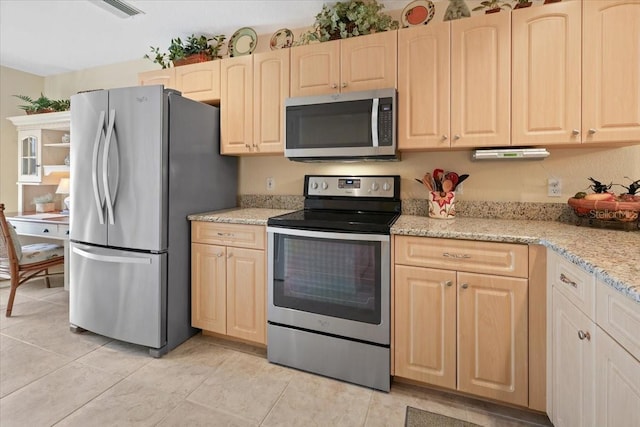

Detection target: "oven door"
[267, 227, 390, 345]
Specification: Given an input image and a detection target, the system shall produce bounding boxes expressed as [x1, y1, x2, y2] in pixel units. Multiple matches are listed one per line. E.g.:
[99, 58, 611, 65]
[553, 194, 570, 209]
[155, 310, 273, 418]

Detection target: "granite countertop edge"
[189, 209, 639, 304]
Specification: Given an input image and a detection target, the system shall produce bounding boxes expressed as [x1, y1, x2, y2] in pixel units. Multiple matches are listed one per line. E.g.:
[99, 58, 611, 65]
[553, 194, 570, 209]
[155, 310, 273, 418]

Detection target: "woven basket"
[568, 197, 640, 222]
[173, 53, 212, 67]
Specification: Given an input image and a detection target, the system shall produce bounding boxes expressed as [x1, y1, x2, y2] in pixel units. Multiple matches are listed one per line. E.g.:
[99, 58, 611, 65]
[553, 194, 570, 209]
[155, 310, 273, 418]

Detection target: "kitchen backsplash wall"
[239, 147, 640, 203]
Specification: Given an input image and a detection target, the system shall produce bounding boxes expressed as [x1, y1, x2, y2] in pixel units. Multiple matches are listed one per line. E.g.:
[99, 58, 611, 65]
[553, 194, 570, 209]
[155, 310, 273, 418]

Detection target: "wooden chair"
[0, 203, 65, 317]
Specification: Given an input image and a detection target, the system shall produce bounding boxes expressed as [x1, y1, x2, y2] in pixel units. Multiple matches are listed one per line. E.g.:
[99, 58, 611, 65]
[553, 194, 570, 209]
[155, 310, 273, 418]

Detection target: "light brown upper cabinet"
[451, 12, 511, 148]
[398, 21, 451, 150]
[290, 30, 397, 97]
[398, 12, 510, 150]
[583, 0, 640, 143]
[138, 68, 176, 90]
[174, 60, 221, 102]
[139, 61, 220, 103]
[220, 50, 290, 155]
[512, 1, 582, 145]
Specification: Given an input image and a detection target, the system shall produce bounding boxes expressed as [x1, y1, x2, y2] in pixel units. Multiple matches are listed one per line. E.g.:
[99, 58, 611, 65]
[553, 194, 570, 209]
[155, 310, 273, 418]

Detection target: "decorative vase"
[428, 191, 456, 219]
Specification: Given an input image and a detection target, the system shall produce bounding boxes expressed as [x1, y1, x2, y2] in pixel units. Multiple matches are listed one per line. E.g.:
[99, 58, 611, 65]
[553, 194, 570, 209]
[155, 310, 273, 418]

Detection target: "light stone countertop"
[189, 208, 639, 304]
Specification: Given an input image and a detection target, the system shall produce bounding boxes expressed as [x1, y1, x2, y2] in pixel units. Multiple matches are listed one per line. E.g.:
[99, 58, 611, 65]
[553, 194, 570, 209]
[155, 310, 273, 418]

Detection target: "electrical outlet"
[266, 177, 275, 191]
[455, 182, 463, 194]
[548, 178, 562, 197]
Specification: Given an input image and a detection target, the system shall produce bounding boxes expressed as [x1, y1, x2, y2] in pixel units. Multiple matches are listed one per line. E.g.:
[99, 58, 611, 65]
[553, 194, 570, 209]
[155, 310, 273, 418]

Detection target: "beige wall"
[239, 146, 640, 202]
[0, 66, 44, 212]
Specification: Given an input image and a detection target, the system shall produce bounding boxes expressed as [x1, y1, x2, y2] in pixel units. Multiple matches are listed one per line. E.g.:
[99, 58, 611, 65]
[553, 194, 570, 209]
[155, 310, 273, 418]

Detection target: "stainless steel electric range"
[266, 175, 401, 391]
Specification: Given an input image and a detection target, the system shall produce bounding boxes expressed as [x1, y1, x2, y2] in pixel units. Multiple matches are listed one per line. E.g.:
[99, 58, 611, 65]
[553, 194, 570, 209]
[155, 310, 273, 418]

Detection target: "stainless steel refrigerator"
[69, 85, 237, 356]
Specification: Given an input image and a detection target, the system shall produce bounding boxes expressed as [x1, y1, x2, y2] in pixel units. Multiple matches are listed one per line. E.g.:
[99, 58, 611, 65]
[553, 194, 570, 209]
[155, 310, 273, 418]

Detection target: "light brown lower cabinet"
[394, 236, 535, 408]
[191, 222, 266, 345]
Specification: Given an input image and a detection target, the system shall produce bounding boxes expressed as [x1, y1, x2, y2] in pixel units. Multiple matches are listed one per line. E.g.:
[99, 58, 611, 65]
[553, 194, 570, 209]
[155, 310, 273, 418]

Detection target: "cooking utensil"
[421, 174, 434, 191]
[445, 172, 459, 188]
[442, 179, 454, 192]
[455, 174, 469, 189]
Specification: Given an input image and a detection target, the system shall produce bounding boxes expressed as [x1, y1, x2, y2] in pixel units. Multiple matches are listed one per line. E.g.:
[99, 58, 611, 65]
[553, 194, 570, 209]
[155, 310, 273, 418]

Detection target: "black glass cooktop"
[267, 209, 400, 234]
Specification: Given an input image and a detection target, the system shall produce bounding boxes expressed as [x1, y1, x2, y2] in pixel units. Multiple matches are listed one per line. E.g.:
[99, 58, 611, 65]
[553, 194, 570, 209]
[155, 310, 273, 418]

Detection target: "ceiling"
[0, 0, 408, 77]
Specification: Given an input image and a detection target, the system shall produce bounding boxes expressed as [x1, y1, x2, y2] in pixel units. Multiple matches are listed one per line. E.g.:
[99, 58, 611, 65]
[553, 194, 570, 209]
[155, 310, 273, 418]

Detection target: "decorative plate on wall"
[270, 28, 294, 50]
[229, 27, 257, 57]
[401, 0, 436, 27]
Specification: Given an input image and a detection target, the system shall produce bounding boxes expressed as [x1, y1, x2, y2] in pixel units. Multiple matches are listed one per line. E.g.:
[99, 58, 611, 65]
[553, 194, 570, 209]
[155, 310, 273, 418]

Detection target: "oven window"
[286, 100, 373, 149]
[273, 233, 382, 324]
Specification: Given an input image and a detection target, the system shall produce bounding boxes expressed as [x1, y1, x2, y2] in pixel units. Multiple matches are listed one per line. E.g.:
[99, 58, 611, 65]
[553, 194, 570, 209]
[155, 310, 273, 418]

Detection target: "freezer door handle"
[92, 110, 106, 224]
[103, 109, 118, 225]
[72, 246, 152, 265]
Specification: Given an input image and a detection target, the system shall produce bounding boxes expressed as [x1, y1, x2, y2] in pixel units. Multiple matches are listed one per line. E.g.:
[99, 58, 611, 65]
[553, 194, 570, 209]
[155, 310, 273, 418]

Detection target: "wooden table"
[5, 212, 70, 289]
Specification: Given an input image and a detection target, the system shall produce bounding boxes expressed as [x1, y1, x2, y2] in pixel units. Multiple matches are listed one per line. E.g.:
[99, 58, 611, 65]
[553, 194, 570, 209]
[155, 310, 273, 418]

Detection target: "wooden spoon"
[442, 179, 454, 192]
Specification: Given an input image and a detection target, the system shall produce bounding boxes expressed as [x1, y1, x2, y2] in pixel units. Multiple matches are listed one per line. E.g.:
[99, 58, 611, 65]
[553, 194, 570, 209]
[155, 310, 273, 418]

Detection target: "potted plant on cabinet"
[144, 34, 226, 69]
[472, 0, 512, 14]
[297, 0, 399, 44]
[513, 0, 533, 8]
[13, 94, 70, 115]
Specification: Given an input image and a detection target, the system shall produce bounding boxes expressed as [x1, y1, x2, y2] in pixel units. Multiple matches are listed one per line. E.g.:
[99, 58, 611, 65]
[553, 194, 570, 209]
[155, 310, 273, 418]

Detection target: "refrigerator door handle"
[72, 246, 152, 265]
[103, 109, 117, 225]
[92, 110, 106, 224]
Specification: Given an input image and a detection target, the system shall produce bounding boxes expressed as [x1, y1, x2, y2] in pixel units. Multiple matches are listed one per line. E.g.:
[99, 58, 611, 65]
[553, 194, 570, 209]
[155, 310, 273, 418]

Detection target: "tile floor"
[0, 278, 552, 427]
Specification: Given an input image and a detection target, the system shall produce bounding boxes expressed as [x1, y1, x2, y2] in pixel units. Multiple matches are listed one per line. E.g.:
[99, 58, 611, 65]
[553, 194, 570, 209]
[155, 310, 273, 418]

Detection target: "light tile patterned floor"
[0, 279, 552, 427]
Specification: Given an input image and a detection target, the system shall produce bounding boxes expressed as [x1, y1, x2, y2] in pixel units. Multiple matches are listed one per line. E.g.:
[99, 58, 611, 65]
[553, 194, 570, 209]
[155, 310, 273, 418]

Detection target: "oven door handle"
[266, 226, 389, 242]
[371, 97, 379, 147]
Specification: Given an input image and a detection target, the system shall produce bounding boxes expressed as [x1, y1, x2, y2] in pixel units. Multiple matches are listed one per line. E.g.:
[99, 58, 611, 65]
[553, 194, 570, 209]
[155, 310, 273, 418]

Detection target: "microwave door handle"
[371, 98, 379, 147]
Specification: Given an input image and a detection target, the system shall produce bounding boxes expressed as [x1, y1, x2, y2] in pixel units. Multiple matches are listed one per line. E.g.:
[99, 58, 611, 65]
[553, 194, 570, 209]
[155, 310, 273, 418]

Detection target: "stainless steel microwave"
[284, 88, 397, 161]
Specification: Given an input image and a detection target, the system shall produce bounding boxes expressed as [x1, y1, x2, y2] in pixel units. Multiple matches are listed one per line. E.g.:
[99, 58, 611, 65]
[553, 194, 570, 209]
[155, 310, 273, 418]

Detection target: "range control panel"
[306, 175, 398, 198]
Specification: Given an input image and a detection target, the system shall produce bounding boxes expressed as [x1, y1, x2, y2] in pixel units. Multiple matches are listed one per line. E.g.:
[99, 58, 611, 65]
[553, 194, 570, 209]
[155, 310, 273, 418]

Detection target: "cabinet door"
[220, 55, 253, 154]
[290, 40, 340, 97]
[394, 265, 456, 389]
[191, 243, 226, 334]
[17, 130, 42, 182]
[226, 247, 266, 344]
[341, 30, 397, 93]
[512, 1, 581, 145]
[596, 327, 640, 427]
[398, 22, 450, 150]
[254, 50, 289, 154]
[457, 272, 528, 407]
[451, 12, 510, 147]
[175, 61, 221, 102]
[138, 68, 176, 90]
[551, 289, 596, 427]
[583, 1, 640, 143]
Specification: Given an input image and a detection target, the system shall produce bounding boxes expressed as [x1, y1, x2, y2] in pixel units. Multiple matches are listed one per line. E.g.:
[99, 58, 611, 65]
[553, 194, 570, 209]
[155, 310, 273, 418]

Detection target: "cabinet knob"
[65, 230, 69, 235]
[572, 129, 580, 135]
[444, 280, 453, 287]
[453, 135, 461, 141]
[227, 252, 233, 259]
[245, 144, 251, 149]
[588, 128, 597, 135]
[341, 82, 347, 88]
[442, 135, 448, 141]
[216, 252, 224, 257]
[461, 283, 469, 289]
[42, 228, 49, 233]
[578, 330, 591, 341]
[331, 83, 338, 89]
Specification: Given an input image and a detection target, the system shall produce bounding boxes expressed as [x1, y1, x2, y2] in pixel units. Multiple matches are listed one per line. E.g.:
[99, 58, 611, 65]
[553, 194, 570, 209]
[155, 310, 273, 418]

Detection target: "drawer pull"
[444, 280, 453, 287]
[216, 252, 224, 258]
[42, 228, 49, 233]
[578, 330, 591, 341]
[65, 230, 70, 235]
[216, 232, 235, 237]
[559, 273, 578, 288]
[461, 283, 469, 289]
[443, 252, 471, 259]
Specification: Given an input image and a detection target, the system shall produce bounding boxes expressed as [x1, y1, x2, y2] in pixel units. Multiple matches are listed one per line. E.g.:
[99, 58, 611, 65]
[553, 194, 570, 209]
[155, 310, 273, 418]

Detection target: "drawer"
[9, 220, 69, 240]
[596, 279, 640, 361]
[191, 222, 265, 250]
[548, 250, 595, 319]
[394, 236, 528, 278]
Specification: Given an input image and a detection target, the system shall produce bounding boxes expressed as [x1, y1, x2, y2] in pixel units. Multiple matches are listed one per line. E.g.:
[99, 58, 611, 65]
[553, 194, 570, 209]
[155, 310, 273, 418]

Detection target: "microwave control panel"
[306, 175, 398, 198]
[378, 99, 394, 146]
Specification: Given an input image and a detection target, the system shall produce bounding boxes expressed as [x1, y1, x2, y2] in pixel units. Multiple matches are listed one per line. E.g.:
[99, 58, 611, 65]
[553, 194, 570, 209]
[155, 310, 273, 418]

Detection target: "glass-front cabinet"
[18, 131, 42, 182]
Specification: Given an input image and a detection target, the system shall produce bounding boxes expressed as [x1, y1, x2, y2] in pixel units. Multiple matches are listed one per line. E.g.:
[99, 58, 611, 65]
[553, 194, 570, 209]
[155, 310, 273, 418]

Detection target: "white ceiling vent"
[90, 0, 144, 18]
